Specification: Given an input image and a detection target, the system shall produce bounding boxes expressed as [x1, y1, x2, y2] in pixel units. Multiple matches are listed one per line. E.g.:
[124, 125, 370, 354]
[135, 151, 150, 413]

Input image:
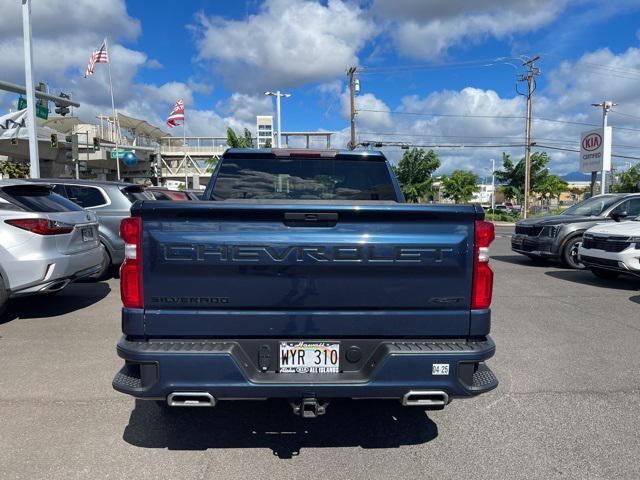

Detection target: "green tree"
[392, 148, 441, 202]
[440, 170, 480, 204]
[226, 127, 254, 148]
[494, 151, 553, 203]
[537, 175, 568, 202]
[0, 160, 29, 178]
[611, 165, 640, 193]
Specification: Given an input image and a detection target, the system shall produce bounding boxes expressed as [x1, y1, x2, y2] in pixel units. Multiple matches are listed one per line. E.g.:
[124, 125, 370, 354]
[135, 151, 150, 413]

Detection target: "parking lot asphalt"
[1, 226, 639, 480]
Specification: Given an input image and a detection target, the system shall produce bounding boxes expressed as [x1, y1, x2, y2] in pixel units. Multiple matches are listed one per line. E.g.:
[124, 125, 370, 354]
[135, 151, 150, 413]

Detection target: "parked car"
[511, 193, 640, 268]
[146, 187, 200, 201]
[28, 179, 153, 278]
[113, 148, 498, 417]
[578, 216, 640, 279]
[0, 180, 104, 316]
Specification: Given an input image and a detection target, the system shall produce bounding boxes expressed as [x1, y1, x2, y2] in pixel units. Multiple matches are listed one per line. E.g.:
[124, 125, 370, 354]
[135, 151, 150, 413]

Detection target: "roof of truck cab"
[223, 148, 387, 159]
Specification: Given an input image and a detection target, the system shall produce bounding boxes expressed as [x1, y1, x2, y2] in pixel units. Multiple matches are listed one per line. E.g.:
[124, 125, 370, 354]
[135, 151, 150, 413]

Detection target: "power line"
[359, 141, 526, 149]
[535, 144, 640, 161]
[610, 110, 640, 121]
[356, 108, 640, 132]
[359, 57, 520, 75]
[359, 131, 640, 151]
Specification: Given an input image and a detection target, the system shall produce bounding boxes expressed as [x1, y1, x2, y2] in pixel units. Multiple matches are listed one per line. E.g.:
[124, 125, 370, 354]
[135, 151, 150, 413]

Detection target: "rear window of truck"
[211, 157, 397, 201]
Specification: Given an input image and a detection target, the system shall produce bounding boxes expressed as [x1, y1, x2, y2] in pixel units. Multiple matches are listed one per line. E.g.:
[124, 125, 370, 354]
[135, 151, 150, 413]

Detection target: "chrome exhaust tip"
[401, 390, 449, 408]
[167, 392, 216, 407]
[42, 280, 70, 293]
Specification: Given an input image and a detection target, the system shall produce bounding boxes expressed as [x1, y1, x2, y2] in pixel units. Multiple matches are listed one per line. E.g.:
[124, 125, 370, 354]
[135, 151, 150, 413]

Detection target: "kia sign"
[580, 127, 611, 173]
[582, 132, 601, 151]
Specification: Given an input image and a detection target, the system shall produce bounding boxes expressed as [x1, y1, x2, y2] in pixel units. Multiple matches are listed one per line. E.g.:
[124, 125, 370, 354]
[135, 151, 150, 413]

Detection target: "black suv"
[511, 193, 640, 268]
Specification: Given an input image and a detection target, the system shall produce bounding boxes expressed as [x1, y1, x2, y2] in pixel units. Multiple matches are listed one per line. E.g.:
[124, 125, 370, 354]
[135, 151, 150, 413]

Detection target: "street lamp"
[264, 90, 291, 148]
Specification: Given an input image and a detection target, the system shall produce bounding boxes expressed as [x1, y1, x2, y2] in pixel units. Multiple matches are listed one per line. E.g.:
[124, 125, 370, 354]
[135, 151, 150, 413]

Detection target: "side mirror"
[611, 210, 628, 222]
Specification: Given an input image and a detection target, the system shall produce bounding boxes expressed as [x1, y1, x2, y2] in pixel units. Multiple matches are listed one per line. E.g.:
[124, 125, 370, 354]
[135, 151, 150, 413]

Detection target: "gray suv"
[29, 179, 153, 278]
[512, 193, 640, 269]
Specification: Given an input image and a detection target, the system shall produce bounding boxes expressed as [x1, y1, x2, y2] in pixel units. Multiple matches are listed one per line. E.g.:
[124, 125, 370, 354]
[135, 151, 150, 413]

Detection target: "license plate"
[279, 341, 340, 373]
[81, 227, 94, 242]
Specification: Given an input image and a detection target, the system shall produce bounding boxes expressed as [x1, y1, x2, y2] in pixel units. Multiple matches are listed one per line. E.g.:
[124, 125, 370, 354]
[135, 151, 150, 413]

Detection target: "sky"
[2, 0, 640, 177]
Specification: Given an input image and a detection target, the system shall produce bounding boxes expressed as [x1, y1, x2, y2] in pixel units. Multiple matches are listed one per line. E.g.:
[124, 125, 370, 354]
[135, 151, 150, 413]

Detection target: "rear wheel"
[591, 268, 619, 280]
[562, 237, 585, 269]
[0, 275, 7, 318]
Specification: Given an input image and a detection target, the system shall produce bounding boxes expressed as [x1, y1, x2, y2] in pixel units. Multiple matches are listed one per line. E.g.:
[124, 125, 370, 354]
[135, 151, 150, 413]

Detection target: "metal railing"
[159, 136, 230, 155]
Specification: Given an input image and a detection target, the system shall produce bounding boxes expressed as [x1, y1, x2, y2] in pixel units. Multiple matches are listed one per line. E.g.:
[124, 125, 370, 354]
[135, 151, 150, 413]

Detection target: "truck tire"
[591, 268, 619, 280]
[0, 275, 8, 318]
[562, 236, 585, 269]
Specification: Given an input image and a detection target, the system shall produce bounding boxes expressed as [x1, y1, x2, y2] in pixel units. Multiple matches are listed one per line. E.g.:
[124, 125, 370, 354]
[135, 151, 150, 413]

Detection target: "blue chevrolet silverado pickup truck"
[113, 148, 498, 417]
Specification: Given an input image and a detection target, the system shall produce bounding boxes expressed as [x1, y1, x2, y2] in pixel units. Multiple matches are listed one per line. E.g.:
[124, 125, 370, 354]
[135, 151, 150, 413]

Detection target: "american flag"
[84, 39, 109, 77]
[166, 99, 185, 127]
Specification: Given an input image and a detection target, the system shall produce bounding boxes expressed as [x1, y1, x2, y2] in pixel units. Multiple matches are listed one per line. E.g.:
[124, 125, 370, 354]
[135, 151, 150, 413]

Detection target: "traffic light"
[36, 82, 48, 108]
[54, 92, 71, 116]
[50, 134, 58, 148]
[93, 137, 100, 151]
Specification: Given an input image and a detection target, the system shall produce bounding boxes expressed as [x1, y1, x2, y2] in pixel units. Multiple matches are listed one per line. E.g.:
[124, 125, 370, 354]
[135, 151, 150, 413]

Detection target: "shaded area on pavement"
[122, 399, 438, 459]
[490, 254, 552, 267]
[544, 270, 640, 291]
[1, 281, 111, 324]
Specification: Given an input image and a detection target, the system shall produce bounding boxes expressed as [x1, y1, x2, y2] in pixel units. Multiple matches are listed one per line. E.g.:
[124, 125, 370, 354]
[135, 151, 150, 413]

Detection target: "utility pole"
[264, 91, 291, 148]
[518, 55, 540, 219]
[491, 158, 496, 213]
[591, 100, 615, 194]
[347, 67, 357, 150]
[21, 0, 39, 178]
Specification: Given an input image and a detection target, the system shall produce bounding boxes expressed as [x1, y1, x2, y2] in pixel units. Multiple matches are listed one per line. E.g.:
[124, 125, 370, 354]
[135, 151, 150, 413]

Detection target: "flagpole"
[105, 37, 121, 180]
[183, 116, 188, 188]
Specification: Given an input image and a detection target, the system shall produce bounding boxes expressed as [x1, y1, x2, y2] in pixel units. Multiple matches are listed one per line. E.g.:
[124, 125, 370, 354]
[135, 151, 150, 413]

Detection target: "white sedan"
[0, 180, 104, 316]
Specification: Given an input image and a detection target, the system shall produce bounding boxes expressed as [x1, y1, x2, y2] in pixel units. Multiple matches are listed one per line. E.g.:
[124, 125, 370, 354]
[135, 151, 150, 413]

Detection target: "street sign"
[17, 96, 48, 119]
[110, 150, 133, 159]
[579, 127, 611, 173]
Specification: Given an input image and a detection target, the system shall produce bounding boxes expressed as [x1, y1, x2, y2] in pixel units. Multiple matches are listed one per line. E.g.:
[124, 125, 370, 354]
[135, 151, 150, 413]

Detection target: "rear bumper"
[10, 246, 104, 296]
[113, 336, 498, 401]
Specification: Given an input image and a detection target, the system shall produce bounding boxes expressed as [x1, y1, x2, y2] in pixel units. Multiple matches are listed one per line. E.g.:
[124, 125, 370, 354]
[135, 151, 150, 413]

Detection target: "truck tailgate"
[138, 202, 479, 337]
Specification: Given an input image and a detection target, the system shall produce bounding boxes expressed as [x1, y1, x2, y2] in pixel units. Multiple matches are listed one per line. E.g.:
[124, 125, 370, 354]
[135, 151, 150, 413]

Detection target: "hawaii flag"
[84, 39, 109, 77]
[166, 99, 185, 127]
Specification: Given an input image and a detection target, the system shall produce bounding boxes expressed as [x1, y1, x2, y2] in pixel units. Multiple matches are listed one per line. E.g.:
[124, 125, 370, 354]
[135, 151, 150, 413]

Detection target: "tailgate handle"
[284, 212, 338, 227]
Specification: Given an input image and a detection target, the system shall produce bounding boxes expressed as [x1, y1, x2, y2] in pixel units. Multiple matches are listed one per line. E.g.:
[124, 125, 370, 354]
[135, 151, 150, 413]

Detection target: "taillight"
[5, 218, 73, 235]
[119, 217, 143, 308]
[471, 220, 495, 310]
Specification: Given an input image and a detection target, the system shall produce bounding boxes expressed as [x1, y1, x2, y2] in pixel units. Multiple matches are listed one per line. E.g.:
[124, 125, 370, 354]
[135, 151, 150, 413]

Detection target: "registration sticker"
[432, 363, 450, 376]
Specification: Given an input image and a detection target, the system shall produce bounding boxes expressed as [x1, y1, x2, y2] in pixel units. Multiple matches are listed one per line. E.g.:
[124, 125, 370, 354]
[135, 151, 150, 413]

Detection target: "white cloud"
[373, 0, 567, 60]
[216, 93, 274, 124]
[340, 90, 393, 130]
[193, 0, 375, 92]
[0, 0, 266, 140]
[0, 0, 140, 41]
